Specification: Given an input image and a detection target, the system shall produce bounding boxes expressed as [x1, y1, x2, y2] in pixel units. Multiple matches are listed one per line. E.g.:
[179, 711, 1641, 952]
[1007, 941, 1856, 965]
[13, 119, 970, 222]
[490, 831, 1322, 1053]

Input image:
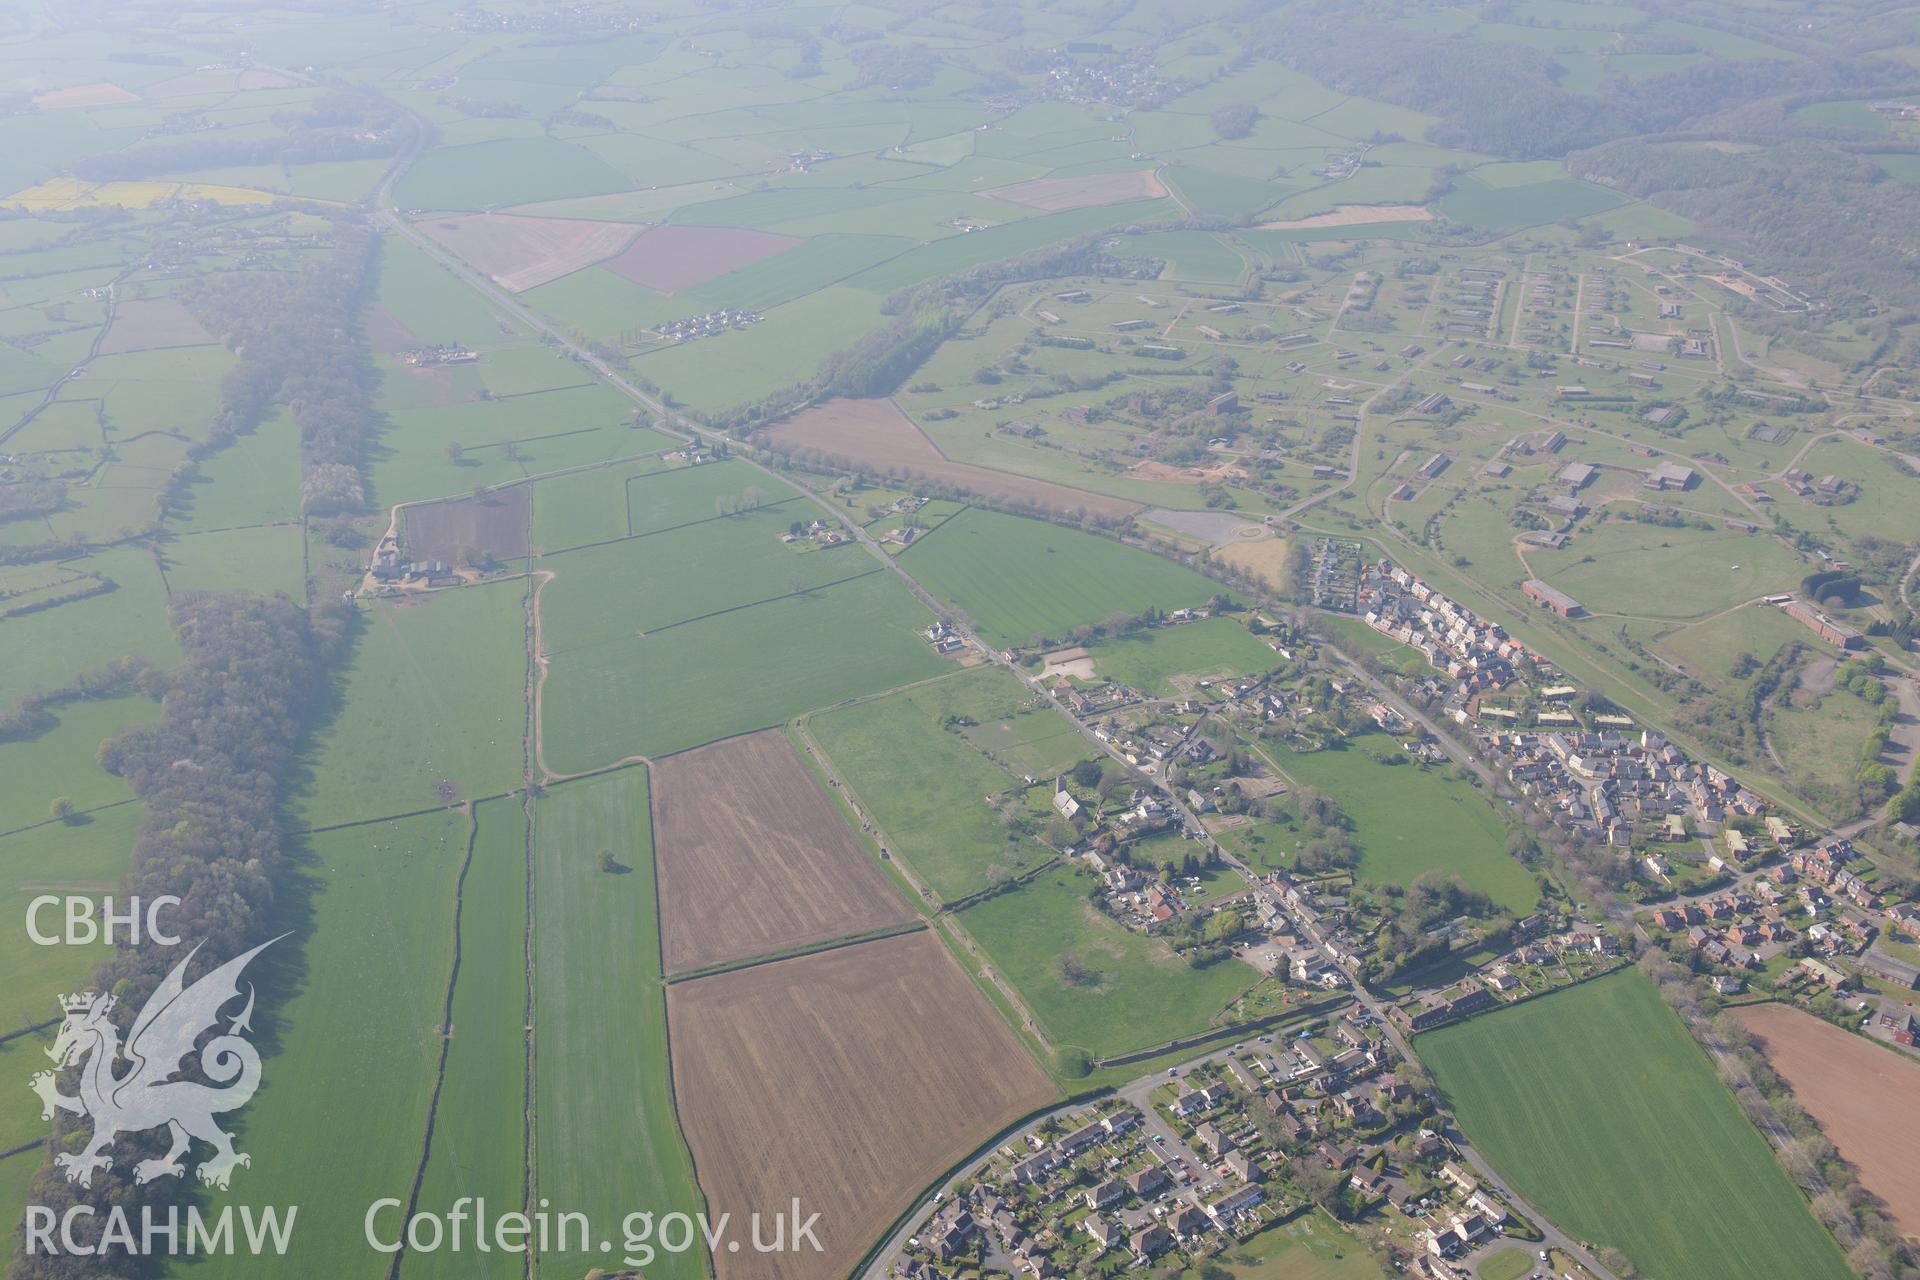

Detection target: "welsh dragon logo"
[30, 936, 280, 1191]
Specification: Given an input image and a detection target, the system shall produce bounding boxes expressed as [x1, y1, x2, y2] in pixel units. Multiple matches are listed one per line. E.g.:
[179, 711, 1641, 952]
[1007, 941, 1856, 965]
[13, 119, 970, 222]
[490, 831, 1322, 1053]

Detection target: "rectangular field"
[759, 398, 1138, 521]
[667, 930, 1055, 1280]
[1420, 970, 1853, 1280]
[900, 507, 1226, 649]
[807, 672, 1053, 903]
[539, 570, 946, 772]
[415, 213, 637, 292]
[534, 769, 706, 1280]
[603, 223, 802, 294]
[1736, 1001, 1920, 1237]
[402, 485, 532, 563]
[653, 730, 914, 972]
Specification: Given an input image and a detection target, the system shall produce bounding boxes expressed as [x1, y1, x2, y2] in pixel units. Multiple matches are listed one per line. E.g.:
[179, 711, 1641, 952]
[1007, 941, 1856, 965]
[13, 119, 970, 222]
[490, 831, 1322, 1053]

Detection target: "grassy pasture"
[1436, 174, 1625, 228]
[959, 865, 1260, 1058]
[530, 456, 669, 552]
[393, 137, 635, 212]
[0, 803, 141, 1031]
[625, 458, 801, 535]
[533, 769, 705, 1280]
[296, 583, 527, 828]
[539, 570, 944, 771]
[1267, 736, 1536, 912]
[1421, 970, 1852, 1280]
[539, 506, 876, 641]
[1084, 617, 1279, 695]
[808, 670, 1053, 902]
[189, 810, 466, 1280]
[409, 797, 527, 1280]
[901, 508, 1226, 649]
[1523, 520, 1806, 620]
[0, 691, 153, 823]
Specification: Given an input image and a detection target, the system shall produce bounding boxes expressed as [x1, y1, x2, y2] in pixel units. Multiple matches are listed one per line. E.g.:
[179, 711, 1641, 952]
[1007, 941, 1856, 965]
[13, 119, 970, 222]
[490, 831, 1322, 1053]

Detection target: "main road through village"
[370, 132, 1625, 1280]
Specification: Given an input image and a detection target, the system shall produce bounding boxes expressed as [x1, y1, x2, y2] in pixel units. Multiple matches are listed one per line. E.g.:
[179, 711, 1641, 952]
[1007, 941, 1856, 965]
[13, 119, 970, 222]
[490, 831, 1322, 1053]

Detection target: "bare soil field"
[32, 83, 138, 109]
[602, 224, 802, 294]
[1126, 458, 1242, 485]
[668, 930, 1055, 1280]
[653, 730, 914, 972]
[98, 297, 215, 354]
[401, 486, 531, 563]
[984, 168, 1166, 211]
[1259, 204, 1432, 231]
[1736, 1002, 1920, 1236]
[415, 213, 637, 292]
[1038, 647, 1096, 680]
[760, 398, 1137, 520]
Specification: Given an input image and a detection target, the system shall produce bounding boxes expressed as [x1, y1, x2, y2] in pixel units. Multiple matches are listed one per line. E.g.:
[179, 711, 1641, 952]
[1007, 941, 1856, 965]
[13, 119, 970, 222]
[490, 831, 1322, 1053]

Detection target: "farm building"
[1522, 579, 1585, 619]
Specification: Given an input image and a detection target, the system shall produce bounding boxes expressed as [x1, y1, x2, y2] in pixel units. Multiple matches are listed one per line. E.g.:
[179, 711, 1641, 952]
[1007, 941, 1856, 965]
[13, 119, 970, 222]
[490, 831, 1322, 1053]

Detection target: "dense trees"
[181, 221, 379, 514]
[12, 592, 346, 1279]
[73, 89, 407, 182]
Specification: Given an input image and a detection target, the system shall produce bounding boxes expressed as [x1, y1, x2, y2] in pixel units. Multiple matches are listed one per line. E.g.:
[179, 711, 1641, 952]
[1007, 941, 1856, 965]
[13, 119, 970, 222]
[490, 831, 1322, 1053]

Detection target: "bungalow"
[1440, 1161, 1478, 1194]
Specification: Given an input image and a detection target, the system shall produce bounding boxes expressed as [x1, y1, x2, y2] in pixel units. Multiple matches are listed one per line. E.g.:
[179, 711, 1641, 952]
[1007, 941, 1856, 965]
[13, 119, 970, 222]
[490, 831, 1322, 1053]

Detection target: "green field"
[1193, 1211, 1387, 1280]
[539, 569, 945, 771]
[959, 865, 1260, 1058]
[531, 769, 704, 1280]
[409, 798, 528, 1280]
[810, 670, 1053, 902]
[1524, 521, 1807, 620]
[902, 508, 1225, 649]
[1421, 969, 1853, 1280]
[1084, 617, 1279, 695]
[393, 137, 637, 211]
[1436, 174, 1626, 228]
[1269, 736, 1537, 912]
[297, 583, 529, 827]
[190, 810, 466, 1279]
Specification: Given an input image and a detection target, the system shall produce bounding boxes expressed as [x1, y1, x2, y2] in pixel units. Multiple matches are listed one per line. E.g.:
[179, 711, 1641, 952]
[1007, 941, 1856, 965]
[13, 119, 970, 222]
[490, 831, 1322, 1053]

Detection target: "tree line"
[10, 592, 349, 1280]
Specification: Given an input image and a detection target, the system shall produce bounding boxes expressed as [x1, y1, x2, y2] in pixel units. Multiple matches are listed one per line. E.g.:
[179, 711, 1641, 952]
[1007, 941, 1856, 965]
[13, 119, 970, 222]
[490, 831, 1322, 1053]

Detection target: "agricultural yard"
[761, 398, 1138, 520]
[901, 507, 1225, 649]
[652, 730, 914, 972]
[1735, 1002, 1920, 1237]
[958, 865, 1261, 1059]
[667, 930, 1056, 1280]
[1421, 970, 1854, 1280]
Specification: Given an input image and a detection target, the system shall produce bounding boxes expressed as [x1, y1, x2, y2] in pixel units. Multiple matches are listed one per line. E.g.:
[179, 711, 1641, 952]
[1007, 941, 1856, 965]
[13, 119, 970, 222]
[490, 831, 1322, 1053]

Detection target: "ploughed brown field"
[31, 82, 139, 109]
[416, 212, 638, 292]
[652, 729, 914, 972]
[1736, 1002, 1920, 1236]
[602, 223, 801, 294]
[983, 168, 1166, 211]
[98, 297, 215, 354]
[401, 486, 531, 563]
[668, 930, 1055, 1280]
[759, 398, 1138, 520]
